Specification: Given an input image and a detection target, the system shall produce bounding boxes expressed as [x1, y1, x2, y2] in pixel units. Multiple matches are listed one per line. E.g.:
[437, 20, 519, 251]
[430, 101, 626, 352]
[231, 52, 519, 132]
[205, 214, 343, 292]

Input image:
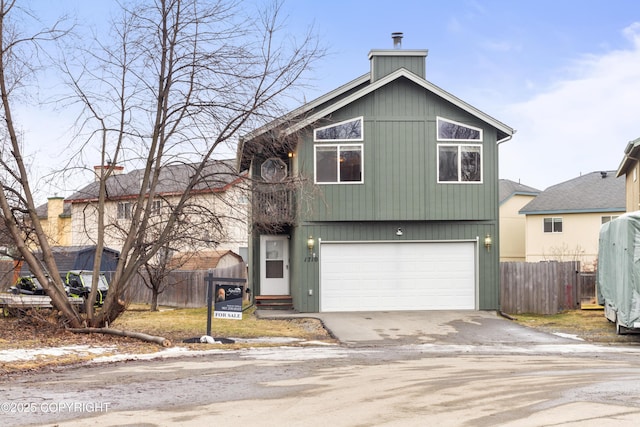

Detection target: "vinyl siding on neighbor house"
[524, 211, 624, 270]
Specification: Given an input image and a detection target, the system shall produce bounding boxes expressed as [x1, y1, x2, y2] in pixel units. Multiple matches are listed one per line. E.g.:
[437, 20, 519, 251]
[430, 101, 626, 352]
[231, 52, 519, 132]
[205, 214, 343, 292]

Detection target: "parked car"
[65, 270, 109, 306]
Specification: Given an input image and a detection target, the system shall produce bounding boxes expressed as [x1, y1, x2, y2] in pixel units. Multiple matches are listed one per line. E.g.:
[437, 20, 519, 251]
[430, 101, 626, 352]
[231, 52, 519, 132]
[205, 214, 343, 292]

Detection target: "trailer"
[597, 211, 640, 334]
[0, 293, 83, 317]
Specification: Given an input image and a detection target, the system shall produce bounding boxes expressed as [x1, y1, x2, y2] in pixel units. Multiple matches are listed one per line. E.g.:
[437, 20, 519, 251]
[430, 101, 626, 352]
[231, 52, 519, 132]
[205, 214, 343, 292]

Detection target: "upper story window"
[315, 144, 363, 184]
[117, 201, 132, 220]
[544, 217, 563, 233]
[151, 200, 162, 214]
[314, 117, 363, 141]
[437, 117, 482, 141]
[261, 158, 288, 182]
[438, 144, 482, 183]
[436, 117, 483, 184]
[601, 215, 619, 225]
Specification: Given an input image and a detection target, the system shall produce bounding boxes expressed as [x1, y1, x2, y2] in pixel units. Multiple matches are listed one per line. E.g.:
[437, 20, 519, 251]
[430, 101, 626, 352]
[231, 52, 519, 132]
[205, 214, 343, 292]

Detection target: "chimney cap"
[391, 32, 403, 49]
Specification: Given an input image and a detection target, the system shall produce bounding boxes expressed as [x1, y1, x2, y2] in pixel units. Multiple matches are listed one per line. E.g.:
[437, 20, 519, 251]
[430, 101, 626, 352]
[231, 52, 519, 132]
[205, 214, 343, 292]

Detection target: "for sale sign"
[214, 284, 243, 320]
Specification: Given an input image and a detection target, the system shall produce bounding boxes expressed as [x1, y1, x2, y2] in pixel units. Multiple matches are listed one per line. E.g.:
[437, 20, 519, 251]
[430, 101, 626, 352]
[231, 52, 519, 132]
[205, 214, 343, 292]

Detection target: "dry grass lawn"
[0, 305, 333, 374]
[511, 308, 640, 343]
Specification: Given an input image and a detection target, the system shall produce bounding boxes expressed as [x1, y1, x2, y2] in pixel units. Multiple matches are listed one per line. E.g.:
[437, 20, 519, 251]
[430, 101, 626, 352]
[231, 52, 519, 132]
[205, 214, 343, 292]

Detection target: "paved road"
[3, 311, 640, 427]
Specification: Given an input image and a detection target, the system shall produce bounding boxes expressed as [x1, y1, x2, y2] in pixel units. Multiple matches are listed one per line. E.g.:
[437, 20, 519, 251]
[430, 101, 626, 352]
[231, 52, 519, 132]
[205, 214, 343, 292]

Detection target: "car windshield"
[79, 273, 109, 290]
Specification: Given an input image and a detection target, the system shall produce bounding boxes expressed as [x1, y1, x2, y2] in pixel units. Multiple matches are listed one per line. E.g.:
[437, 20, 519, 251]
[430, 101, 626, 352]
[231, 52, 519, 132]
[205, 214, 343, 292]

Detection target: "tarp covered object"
[597, 211, 640, 329]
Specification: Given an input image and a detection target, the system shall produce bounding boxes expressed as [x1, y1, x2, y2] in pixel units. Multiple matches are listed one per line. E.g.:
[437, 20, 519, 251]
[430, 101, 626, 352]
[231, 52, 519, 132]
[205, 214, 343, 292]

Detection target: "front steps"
[255, 295, 293, 310]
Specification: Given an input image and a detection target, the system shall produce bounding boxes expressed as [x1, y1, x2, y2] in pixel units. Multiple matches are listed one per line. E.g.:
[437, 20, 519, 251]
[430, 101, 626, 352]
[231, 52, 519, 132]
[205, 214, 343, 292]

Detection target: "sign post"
[205, 271, 246, 335]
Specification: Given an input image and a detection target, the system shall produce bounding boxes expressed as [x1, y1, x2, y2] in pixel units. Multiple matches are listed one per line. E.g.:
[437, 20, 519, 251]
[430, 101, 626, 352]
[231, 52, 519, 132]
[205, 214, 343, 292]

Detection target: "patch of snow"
[0, 345, 116, 362]
[553, 332, 585, 341]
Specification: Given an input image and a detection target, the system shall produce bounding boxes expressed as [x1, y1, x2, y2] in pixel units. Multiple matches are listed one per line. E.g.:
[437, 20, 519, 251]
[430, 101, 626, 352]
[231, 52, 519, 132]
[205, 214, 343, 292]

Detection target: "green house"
[238, 36, 514, 312]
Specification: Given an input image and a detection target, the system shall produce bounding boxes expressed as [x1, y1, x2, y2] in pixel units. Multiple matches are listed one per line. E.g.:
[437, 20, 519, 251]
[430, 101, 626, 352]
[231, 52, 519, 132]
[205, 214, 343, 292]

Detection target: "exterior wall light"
[396, 228, 403, 236]
[306, 236, 317, 262]
[484, 234, 492, 252]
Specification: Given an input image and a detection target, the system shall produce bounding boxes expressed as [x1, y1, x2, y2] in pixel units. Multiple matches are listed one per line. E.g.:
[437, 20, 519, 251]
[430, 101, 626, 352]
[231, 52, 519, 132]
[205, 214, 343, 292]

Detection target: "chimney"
[391, 32, 403, 49]
[94, 162, 124, 182]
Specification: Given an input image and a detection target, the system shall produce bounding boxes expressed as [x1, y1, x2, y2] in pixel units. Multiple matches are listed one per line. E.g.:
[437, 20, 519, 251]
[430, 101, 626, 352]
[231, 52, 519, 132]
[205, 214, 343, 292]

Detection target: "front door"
[260, 235, 289, 295]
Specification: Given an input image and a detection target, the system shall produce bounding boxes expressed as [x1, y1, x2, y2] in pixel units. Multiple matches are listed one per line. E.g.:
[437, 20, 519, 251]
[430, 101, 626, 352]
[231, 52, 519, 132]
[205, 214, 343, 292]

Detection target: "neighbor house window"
[315, 144, 363, 184]
[117, 201, 132, 220]
[543, 217, 563, 233]
[314, 117, 363, 141]
[601, 215, 619, 224]
[437, 144, 482, 183]
[151, 200, 162, 214]
[437, 117, 482, 141]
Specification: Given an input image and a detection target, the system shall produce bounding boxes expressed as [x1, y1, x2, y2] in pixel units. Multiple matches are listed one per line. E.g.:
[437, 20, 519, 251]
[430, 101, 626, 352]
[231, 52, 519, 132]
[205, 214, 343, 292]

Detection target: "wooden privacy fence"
[500, 261, 585, 315]
[124, 264, 248, 308]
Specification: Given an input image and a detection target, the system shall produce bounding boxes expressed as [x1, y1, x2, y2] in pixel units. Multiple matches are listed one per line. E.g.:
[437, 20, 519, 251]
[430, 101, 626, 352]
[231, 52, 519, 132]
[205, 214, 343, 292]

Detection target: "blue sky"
[19, 0, 640, 194]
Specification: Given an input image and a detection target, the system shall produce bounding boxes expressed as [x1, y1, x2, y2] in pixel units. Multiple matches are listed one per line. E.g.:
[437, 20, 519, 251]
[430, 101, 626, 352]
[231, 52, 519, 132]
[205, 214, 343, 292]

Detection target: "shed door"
[320, 242, 476, 312]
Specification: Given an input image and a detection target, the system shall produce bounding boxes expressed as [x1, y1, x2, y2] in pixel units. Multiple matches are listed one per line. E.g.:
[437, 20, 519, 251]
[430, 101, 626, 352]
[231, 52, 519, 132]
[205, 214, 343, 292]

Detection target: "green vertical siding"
[301, 79, 498, 223]
[287, 221, 500, 312]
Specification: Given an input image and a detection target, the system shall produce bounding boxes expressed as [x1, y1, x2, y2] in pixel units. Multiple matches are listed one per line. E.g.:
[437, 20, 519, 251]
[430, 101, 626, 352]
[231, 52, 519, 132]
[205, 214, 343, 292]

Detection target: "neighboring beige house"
[499, 180, 539, 262]
[616, 136, 640, 212]
[65, 160, 248, 261]
[519, 171, 625, 271]
[35, 196, 72, 247]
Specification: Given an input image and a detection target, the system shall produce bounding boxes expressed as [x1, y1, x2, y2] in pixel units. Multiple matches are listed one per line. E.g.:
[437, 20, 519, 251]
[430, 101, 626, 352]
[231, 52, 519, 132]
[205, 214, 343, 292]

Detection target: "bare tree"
[0, 0, 322, 329]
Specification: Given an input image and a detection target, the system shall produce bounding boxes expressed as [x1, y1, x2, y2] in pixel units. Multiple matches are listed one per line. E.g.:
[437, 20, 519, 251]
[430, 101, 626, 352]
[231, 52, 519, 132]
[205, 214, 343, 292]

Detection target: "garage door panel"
[320, 242, 476, 312]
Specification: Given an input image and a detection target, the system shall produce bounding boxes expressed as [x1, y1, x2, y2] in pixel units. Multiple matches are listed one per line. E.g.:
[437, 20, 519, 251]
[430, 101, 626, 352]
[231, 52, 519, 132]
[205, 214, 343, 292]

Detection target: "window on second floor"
[117, 201, 132, 220]
[314, 144, 363, 184]
[314, 117, 363, 141]
[544, 217, 563, 233]
[437, 144, 482, 183]
[601, 215, 619, 225]
[437, 117, 482, 141]
[151, 200, 162, 214]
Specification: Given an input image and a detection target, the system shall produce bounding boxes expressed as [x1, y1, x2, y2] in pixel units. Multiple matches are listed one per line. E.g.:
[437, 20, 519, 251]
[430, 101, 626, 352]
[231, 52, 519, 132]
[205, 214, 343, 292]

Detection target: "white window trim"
[314, 143, 364, 184]
[543, 217, 563, 233]
[117, 201, 132, 220]
[436, 116, 483, 141]
[314, 116, 364, 142]
[437, 143, 483, 184]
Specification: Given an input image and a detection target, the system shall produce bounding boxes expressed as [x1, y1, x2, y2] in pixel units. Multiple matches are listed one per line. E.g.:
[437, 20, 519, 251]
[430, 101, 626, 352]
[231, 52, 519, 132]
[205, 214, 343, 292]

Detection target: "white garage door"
[320, 242, 476, 312]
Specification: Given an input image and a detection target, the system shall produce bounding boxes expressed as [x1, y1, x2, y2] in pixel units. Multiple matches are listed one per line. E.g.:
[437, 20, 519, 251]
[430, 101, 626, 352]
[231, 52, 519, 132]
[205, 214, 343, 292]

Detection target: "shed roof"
[519, 171, 625, 215]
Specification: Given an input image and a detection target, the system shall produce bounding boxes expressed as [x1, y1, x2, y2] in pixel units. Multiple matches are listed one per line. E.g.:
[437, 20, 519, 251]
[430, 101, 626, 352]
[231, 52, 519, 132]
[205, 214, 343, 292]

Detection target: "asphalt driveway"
[257, 309, 574, 347]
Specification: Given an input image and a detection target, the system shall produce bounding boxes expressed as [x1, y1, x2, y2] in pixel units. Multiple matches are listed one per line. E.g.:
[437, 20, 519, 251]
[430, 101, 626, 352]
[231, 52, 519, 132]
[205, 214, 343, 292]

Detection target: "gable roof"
[66, 159, 241, 203]
[519, 171, 625, 215]
[238, 56, 515, 171]
[19, 245, 120, 274]
[167, 249, 243, 270]
[616, 136, 640, 177]
[499, 179, 540, 205]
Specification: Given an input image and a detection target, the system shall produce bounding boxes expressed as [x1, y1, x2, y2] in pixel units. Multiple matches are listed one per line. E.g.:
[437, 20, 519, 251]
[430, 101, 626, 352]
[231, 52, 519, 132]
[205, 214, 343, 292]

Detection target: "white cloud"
[499, 23, 640, 190]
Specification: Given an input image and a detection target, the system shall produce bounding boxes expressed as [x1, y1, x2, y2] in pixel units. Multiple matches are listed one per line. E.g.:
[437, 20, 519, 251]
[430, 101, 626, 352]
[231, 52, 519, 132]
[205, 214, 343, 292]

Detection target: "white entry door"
[260, 235, 289, 295]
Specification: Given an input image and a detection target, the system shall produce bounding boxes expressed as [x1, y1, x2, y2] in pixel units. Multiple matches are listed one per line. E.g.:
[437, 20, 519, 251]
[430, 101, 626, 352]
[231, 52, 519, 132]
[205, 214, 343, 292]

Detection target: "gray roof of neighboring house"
[499, 179, 540, 204]
[519, 171, 625, 214]
[66, 159, 240, 202]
